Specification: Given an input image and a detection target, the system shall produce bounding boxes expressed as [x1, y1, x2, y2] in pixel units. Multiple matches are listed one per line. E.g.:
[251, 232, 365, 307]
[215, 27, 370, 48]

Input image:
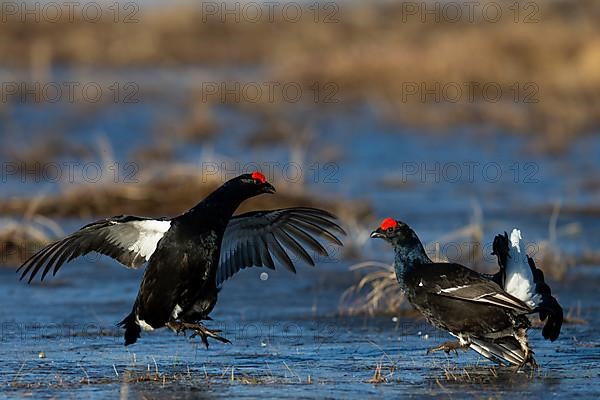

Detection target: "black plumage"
[18, 172, 344, 346]
[371, 218, 562, 367]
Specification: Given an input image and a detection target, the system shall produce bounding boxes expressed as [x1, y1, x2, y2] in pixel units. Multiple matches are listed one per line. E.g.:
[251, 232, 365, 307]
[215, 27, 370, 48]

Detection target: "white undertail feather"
[510, 229, 522, 251]
[504, 228, 536, 307]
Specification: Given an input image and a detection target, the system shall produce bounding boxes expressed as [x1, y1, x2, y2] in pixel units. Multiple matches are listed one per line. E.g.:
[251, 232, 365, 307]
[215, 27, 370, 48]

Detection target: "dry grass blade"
[341, 261, 405, 316]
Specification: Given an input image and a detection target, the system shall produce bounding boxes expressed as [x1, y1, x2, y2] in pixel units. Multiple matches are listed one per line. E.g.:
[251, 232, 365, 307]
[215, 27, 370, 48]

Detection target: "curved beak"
[370, 228, 385, 239]
[264, 182, 276, 194]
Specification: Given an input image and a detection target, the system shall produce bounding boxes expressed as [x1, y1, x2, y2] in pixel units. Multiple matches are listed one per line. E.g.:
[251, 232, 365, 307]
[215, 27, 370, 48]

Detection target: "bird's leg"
[427, 333, 471, 355]
[167, 320, 185, 334]
[427, 340, 469, 355]
[514, 329, 537, 370]
[166, 321, 231, 349]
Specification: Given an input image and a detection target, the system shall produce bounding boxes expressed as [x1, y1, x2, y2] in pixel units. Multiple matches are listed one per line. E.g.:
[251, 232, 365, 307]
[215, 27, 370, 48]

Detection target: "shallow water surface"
[1, 259, 599, 399]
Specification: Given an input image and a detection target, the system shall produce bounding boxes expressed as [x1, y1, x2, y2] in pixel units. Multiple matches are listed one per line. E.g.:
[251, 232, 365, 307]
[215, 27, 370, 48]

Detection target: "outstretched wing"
[217, 207, 344, 286]
[491, 229, 563, 341]
[17, 216, 171, 283]
[423, 263, 532, 313]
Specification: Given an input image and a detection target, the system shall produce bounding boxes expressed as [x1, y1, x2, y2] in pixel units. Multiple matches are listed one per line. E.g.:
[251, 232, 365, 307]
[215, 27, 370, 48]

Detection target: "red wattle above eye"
[380, 217, 398, 230]
[251, 171, 267, 184]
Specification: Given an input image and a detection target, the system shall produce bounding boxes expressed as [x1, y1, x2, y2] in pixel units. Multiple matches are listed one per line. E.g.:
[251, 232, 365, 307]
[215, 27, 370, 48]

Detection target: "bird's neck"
[185, 185, 251, 227]
[393, 240, 431, 292]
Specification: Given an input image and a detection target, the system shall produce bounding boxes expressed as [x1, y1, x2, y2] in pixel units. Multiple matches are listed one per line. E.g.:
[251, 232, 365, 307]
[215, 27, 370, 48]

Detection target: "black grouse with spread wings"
[18, 172, 344, 346]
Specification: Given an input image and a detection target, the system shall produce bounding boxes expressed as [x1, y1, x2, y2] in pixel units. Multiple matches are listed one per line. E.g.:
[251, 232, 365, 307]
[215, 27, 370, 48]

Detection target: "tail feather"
[117, 312, 141, 346]
[527, 256, 563, 341]
[491, 232, 510, 271]
[470, 337, 526, 366]
[489, 232, 509, 286]
[491, 229, 564, 341]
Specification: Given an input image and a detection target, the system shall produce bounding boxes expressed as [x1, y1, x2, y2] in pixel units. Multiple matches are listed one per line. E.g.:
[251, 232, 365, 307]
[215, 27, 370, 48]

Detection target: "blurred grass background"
[0, 0, 599, 314]
[1, 0, 599, 151]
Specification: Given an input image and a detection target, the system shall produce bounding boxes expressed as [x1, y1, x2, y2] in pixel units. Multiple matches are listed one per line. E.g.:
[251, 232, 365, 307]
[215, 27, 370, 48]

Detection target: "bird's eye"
[387, 227, 394, 233]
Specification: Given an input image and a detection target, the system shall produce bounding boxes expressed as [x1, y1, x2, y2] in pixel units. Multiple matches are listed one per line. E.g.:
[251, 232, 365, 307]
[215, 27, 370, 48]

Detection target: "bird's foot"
[511, 357, 538, 372]
[427, 340, 468, 355]
[514, 353, 538, 371]
[167, 321, 231, 349]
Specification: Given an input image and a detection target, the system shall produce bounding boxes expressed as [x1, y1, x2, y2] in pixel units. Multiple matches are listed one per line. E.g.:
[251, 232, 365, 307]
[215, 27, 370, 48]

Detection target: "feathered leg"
[514, 328, 537, 369]
[427, 340, 469, 355]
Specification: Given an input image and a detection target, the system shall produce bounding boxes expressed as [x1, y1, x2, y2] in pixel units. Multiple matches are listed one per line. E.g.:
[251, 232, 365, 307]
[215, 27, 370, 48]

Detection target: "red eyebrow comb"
[251, 171, 267, 183]
[380, 218, 398, 230]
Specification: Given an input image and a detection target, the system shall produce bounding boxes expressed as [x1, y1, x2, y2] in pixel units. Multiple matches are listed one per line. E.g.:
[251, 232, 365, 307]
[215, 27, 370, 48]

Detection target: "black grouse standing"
[18, 172, 344, 347]
[370, 218, 562, 367]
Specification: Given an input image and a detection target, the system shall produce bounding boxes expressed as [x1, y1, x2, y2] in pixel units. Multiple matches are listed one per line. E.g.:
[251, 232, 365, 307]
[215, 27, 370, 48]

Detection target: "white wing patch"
[473, 292, 531, 311]
[439, 285, 469, 293]
[504, 228, 535, 306]
[438, 284, 531, 312]
[126, 220, 171, 261]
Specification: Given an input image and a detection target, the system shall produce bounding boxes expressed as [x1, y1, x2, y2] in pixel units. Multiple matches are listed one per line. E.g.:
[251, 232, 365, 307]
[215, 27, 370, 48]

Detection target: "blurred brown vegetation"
[0, 157, 370, 266]
[0, 167, 370, 219]
[1, 0, 597, 270]
[1, 0, 599, 151]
